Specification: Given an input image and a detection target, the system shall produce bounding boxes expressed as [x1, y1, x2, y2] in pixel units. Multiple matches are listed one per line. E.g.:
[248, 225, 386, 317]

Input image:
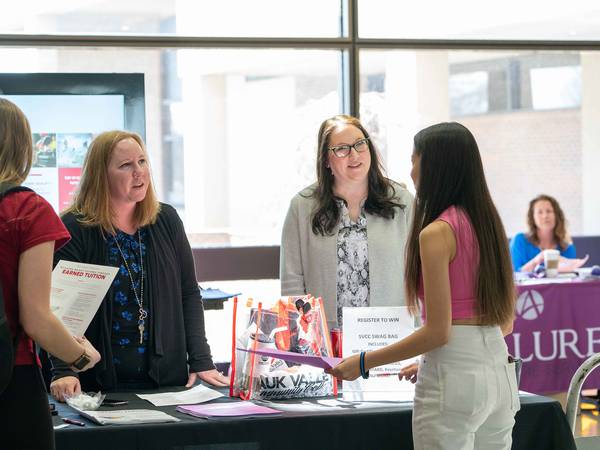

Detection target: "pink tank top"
[418, 206, 479, 322]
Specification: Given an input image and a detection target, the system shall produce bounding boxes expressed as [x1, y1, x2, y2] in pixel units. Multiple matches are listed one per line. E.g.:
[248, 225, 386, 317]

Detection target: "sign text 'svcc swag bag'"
[229, 295, 337, 400]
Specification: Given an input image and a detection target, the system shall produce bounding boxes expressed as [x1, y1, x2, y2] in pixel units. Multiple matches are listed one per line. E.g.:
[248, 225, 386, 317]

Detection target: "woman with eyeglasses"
[280, 115, 413, 327]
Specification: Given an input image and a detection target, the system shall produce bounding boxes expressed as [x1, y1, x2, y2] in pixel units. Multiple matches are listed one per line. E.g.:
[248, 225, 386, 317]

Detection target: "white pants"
[412, 326, 520, 450]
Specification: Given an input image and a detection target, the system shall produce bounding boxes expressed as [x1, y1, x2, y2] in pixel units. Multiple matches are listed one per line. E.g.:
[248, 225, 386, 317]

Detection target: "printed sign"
[342, 307, 416, 401]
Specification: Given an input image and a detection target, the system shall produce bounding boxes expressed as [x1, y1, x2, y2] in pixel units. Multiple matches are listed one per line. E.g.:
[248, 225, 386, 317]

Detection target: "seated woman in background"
[280, 115, 413, 327]
[49, 131, 228, 402]
[510, 194, 586, 272]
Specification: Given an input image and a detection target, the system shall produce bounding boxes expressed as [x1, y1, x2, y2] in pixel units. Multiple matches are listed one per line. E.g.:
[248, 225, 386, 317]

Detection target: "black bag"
[0, 183, 33, 393]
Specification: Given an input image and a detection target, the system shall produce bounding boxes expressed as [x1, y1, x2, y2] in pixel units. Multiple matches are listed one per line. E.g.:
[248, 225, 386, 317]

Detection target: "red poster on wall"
[58, 167, 82, 211]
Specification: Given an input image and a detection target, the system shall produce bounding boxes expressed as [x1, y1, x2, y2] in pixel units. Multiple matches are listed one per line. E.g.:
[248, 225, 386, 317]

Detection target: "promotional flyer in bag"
[230, 295, 337, 400]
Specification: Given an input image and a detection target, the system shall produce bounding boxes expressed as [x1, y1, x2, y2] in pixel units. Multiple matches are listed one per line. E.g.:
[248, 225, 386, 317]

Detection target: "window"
[359, 49, 596, 237]
[0, 47, 343, 246]
[358, 0, 600, 40]
[171, 49, 343, 246]
[530, 66, 581, 110]
[0, 0, 343, 37]
[449, 71, 489, 116]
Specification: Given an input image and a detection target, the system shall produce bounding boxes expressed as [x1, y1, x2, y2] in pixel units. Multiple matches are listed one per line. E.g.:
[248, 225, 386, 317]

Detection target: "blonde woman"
[0, 98, 100, 450]
[49, 131, 228, 402]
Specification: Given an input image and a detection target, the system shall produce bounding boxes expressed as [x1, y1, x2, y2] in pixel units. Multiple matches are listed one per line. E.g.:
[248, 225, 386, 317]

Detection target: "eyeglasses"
[328, 137, 370, 158]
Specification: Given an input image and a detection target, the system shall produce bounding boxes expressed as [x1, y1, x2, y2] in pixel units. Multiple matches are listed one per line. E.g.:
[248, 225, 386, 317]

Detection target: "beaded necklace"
[114, 230, 147, 344]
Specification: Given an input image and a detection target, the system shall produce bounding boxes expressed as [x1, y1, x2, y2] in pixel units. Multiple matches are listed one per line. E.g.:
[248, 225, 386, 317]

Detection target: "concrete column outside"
[179, 59, 230, 234]
[383, 50, 450, 190]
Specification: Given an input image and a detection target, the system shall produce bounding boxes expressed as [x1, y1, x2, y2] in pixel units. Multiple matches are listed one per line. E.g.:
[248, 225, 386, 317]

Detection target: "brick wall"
[460, 108, 582, 237]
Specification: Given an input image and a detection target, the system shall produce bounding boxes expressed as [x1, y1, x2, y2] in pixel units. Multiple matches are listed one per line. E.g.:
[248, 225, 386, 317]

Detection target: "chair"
[565, 353, 600, 449]
[571, 236, 600, 266]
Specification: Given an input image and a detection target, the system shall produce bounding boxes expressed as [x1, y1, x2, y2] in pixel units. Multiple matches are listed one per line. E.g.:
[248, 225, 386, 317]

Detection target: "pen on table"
[62, 417, 86, 427]
[369, 372, 401, 378]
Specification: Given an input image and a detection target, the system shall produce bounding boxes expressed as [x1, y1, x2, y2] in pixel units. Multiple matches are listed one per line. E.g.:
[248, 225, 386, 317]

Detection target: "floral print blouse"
[335, 199, 370, 326]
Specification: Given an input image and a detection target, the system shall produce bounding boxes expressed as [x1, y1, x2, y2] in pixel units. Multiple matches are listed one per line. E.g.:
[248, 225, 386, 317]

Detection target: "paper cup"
[543, 249, 560, 277]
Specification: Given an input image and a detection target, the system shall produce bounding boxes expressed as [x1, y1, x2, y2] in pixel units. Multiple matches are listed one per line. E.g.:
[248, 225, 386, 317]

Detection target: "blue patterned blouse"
[106, 229, 151, 384]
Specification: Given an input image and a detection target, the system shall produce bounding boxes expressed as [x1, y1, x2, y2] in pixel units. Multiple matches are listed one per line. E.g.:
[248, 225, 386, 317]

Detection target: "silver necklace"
[114, 230, 147, 344]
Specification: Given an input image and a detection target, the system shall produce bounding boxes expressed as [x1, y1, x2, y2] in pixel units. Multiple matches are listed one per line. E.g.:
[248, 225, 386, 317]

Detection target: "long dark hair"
[308, 115, 404, 236]
[526, 194, 570, 250]
[404, 122, 515, 326]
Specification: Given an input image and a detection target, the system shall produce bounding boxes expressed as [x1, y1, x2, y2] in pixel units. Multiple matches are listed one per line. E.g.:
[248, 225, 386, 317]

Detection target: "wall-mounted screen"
[0, 73, 145, 212]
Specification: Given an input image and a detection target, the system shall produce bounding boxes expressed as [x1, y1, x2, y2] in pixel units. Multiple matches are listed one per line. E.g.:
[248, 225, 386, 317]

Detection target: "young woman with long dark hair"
[329, 122, 519, 450]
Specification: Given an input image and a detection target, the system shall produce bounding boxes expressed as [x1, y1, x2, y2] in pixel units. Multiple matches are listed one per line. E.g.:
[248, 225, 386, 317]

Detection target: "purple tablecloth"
[506, 279, 600, 393]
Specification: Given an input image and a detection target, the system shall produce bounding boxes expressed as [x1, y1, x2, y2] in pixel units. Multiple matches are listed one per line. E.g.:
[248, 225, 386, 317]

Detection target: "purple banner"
[506, 279, 600, 393]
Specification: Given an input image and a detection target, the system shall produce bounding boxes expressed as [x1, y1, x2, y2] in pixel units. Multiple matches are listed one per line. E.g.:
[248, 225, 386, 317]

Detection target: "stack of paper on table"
[77, 409, 180, 425]
[137, 384, 223, 406]
[177, 402, 281, 418]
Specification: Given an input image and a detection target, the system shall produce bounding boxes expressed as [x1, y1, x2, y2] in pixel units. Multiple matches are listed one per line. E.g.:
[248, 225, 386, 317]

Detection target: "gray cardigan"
[280, 182, 414, 326]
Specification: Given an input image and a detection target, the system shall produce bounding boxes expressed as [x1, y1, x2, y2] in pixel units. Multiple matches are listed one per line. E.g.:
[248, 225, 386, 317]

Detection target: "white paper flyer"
[50, 260, 118, 336]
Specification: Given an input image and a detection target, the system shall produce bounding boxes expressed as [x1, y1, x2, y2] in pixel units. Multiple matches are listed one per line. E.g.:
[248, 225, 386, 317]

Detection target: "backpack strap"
[0, 182, 34, 369]
[0, 182, 33, 200]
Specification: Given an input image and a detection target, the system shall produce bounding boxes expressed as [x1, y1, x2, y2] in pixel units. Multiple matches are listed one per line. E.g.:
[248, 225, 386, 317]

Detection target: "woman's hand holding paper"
[325, 354, 361, 381]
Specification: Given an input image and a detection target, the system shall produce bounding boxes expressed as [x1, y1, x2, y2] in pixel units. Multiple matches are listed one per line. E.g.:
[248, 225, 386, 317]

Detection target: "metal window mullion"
[354, 38, 600, 51]
[0, 34, 353, 49]
[348, 0, 360, 117]
[1, 34, 600, 51]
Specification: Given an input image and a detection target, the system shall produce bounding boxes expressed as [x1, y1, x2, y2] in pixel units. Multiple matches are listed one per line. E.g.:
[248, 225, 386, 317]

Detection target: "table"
[52, 390, 575, 450]
[200, 287, 240, 311]
[507, 278, 600, 393]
